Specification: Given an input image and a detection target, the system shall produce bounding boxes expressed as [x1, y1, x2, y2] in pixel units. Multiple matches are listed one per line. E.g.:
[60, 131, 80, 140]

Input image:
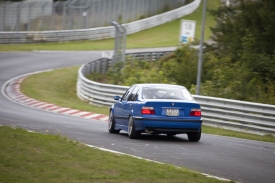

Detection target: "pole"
[196, 0, 207, 95]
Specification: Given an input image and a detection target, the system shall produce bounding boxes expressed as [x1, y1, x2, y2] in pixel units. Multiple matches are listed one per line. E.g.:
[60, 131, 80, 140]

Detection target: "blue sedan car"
[108, 84, 203, 142]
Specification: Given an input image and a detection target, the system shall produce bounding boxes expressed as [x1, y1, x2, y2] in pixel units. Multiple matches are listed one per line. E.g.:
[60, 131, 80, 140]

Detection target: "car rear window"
[142, 87, 194, 101]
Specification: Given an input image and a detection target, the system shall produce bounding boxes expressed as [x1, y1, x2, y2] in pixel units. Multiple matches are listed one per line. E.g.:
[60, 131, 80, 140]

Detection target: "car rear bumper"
[133, 116, 202, 133]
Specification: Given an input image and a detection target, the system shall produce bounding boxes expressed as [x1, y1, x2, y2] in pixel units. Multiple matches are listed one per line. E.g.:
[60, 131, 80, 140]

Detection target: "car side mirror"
[114, 96, 121, 101]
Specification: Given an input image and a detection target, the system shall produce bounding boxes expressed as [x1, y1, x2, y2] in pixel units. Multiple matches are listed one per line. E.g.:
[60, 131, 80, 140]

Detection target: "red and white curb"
[3, 75, 109, 122]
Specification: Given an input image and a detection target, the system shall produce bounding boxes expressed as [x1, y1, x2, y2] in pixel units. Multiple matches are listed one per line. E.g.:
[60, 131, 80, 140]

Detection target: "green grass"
[20, 66, 275, 144]
[20, 66, 110, 115]
[203, 125, 275, 143]
[0, 126, 230, 183]
[0, 0, 220, 51]
[1, 2, 270, 182]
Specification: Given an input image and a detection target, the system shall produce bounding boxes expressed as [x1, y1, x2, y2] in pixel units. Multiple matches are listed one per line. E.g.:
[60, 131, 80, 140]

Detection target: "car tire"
[108, 111, 120, 134]
[128, 116, 140, 139]
[187, 130, 201, 142]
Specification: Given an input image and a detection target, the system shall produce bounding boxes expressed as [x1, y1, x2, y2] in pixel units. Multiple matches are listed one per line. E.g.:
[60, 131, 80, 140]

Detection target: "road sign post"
[196, 0, 207, 95]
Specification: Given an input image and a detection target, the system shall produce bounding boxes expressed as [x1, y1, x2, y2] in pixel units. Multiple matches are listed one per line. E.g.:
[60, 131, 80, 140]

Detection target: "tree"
[208, 0, 275, 83]
[158, 45, 198, 89]
[201, 0, 275, 104]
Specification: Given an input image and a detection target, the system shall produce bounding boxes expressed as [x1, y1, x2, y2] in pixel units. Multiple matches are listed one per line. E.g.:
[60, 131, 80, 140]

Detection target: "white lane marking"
[62, 109, 79, 114]
[51, 107, 70, 113]
[1, 70, 53, 105]
[24, 101, 41, 106]
[82, 114, 101, 119]
[86, 144, 164, 164]
[202, 173, 231, 181]
[71, 111, 91, 117]
[45, 105, 60, 110]
[84, 143, 231, 181]
[20, 98, 35, 102]
[99, 116, 109, 121]
[30, 102, 47, 107]
[35, 104, 52, 109]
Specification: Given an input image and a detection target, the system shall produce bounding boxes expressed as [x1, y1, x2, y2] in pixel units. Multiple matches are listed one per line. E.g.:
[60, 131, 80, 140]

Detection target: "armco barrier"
[0, 0, 201, 44]
[77, 52, 275, 136]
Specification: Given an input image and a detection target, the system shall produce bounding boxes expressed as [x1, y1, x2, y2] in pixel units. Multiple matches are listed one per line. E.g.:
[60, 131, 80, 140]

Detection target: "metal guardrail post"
[62, 0, 70, 30]
[15, 2, 23, 31]
[41, 2, 48, 31]
[52, 1, 60, 31]
[110, 21, 126, 67]
[1, 2, 7, 31]
[28, 2, 36, 31]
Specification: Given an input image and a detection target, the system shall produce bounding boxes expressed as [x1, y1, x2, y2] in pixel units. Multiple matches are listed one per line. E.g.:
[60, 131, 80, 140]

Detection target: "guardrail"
[88, 51, 173, 73]
[0, 0, 201, 44]
[77, 52, 275, 136]
[0, 0, 187, 32]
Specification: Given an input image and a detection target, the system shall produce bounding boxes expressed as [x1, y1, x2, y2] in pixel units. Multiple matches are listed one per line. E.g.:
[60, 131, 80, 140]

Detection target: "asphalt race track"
[1, 50, 275, 183]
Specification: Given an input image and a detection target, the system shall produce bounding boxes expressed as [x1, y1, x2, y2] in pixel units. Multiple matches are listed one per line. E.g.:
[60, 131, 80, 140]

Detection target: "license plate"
[166, 109, 179, 116]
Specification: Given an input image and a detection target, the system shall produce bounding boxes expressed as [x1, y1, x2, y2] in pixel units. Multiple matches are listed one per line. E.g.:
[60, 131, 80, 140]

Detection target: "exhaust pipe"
[145, 128, 157, 134]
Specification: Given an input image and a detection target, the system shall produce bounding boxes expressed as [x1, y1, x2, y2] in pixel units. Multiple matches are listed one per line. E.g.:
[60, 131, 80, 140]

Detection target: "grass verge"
[0, 126, 230, 183]
[20, 66, 275, 144]
[0, 0, 220, 51]
[20, 66, 110, 115]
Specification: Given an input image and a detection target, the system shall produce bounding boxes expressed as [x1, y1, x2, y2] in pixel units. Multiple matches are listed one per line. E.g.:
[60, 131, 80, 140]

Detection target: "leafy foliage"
[208, 0, 275, 82]
[158, 45, 198, 89]
[88, 0, 275, 105]
[197, 0, 275, 104]
[87, 45, 198, 88]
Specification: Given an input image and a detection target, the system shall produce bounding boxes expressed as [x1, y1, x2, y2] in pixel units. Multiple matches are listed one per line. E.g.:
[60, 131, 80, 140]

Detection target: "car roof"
[133, 83, 187, 89]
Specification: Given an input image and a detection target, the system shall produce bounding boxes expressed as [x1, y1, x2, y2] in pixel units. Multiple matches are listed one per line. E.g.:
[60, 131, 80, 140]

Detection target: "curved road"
[1, 51, 275, 183]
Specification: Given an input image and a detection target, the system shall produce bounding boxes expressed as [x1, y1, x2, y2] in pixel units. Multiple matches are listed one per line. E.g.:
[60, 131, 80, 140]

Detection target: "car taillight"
[190, 109, 201, 116]
[142, 107, 155, 115]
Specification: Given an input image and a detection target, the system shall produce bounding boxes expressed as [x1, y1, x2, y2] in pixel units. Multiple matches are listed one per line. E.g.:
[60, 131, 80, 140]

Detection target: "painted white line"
[99, 116, 109, 121]
[20, 98, 35, 102]
[45, 105, 60, 110]
[15, 95, 29, 100]
[82, 113, 101, 119]
[85, 143, 232, 182]
[24, 100, 41, 105]
[31, 102, 47, 107]
[71, 111, 91, 117]
[1, 70, 53, 104]
[35, 104, 52, 109]
[201, 173, 231, 181]
[51, 107, 70, 113]
[85, 144, 164, 164]
[27, 130, 35, 133]
[62, 109, 79, 115]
